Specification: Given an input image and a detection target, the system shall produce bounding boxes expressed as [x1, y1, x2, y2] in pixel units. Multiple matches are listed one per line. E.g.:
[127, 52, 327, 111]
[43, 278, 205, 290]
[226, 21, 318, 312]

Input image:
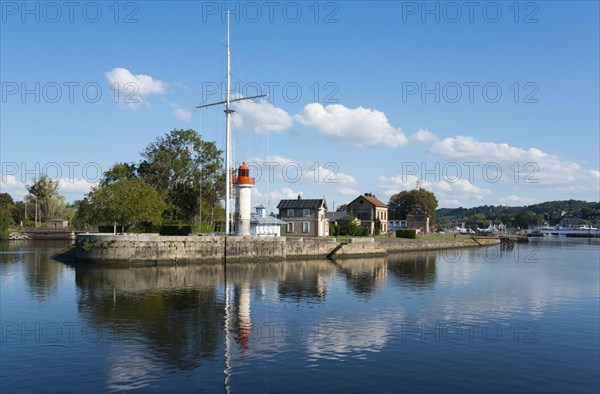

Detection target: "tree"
[138, 129, 223, 225]
[515, 210, 541, 229]
[101, 162, 138, 185]
[336, 203, 348, 212]
[388, 189, 438, 223]
[25, 175, 74, 223]
[0, 193, 15, 237]
[86, 178, 166, 231]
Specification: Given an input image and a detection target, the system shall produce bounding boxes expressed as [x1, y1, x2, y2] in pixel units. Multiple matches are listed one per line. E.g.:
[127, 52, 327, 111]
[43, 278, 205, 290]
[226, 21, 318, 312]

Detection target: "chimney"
[297, 194, 301, 200]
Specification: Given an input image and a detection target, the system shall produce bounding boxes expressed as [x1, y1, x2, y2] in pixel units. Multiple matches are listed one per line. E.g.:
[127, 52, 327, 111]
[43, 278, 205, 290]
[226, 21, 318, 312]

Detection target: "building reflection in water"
[333, 257, 388, 295]
[73, 260, 338, 390]
[386, 252, 437, 288]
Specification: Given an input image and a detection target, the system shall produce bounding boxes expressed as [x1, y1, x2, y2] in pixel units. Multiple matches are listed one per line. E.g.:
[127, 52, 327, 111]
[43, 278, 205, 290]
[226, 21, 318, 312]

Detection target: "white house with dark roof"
[276, 194, 329, 237]
[250, 205, 286, 237]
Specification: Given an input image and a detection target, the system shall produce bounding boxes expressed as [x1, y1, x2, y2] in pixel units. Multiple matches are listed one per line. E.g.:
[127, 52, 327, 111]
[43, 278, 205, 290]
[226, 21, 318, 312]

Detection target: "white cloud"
[378, 174, 492, 205]
[1, 175, 28, 200]
[233, 100, 293, 133]
[339, 188, 360, 196]
[410, 128, 438, 143]
[250, 187, 302, 209]
[247, 155, 357, 186]
[294, 103, 408, 147]
[426, 135, 600, 196]
[498, 195, 539, 206]
[58, 178, 98, 195]
[172, 108, 193, 123]
[105, 67, 166, 109]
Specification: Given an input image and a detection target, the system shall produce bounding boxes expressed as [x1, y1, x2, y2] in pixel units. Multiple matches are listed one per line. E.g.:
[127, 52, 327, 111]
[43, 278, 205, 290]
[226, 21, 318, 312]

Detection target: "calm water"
[1, 238, 599, 394]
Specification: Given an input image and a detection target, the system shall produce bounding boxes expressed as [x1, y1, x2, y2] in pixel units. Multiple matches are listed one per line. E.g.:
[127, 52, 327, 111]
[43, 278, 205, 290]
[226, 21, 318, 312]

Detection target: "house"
[406, 208, 430, 233]
[47, 219, 68, 229]
[277, 195, 329, 237]
[250, 205, 286, 237]
[388, 219, 407, 231]
[346, 193, 388, 234]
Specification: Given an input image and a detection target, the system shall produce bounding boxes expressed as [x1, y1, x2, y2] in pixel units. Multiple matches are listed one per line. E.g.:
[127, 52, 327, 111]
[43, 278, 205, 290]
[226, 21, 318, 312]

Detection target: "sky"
[1, 0, 599, 211]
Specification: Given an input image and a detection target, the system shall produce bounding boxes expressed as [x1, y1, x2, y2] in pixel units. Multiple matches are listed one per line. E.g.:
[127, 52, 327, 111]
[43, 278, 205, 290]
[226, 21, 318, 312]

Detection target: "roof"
[250, 214, 287, 225]
[348, 194, 388, 208]
[408, 208, 429, 217]
[325, 211, 350, 221]
[277, 199, 327, 210]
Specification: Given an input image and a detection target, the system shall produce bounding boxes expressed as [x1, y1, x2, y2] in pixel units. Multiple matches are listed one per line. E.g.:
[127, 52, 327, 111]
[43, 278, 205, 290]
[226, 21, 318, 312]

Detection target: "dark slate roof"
[250, 214, 287, 225]
[326, 211, 349, 221]
[277, 199, 327, 210]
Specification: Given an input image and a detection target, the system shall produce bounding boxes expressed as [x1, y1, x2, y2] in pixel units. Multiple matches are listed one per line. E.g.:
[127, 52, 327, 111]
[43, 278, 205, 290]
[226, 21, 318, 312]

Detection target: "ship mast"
[197, 10, 265, 235]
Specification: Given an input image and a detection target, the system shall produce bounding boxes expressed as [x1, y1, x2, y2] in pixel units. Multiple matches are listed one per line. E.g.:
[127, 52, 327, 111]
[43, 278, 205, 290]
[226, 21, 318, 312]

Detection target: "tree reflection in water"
[387, 252, 437, 288]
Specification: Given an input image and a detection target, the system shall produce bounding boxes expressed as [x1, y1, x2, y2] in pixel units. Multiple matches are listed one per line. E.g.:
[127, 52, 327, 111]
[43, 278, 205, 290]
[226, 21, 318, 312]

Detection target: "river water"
[1, 238, 598, 393]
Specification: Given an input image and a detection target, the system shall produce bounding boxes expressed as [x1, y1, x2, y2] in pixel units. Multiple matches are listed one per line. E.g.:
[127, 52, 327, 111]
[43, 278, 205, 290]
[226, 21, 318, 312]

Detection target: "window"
[303, 209, 310, 217]
[286, 222, 294, 233]
[302, 222, 310, 233]
[287, 209, 294, 217]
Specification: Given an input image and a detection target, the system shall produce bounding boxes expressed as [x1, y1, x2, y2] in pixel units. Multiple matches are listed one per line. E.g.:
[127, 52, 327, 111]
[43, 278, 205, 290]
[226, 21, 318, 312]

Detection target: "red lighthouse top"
[232, 162, 255, 184]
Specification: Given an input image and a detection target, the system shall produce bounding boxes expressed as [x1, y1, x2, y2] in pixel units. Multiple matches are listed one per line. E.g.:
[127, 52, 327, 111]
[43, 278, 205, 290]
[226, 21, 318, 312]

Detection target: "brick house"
[277, 195, 329, 237]
[346, 193, 388, 234]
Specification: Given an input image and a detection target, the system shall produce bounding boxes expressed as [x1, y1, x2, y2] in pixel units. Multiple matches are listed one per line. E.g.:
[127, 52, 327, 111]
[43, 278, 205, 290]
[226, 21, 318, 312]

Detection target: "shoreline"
[65, 233, 501, 264]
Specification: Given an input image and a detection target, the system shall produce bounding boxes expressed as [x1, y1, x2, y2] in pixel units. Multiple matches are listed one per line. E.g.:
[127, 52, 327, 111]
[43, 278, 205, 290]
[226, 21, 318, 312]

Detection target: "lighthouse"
[233, 162, 255, 236]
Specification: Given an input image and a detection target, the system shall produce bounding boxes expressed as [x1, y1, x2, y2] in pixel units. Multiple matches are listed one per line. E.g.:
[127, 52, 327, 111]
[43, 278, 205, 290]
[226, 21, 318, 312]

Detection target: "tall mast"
[225, 9, 232, 235]
[196, 10, 266, 235]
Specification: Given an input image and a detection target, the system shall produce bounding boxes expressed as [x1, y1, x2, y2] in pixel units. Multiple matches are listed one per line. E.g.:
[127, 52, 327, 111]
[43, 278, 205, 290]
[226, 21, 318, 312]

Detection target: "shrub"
[396, 229, 417, 239]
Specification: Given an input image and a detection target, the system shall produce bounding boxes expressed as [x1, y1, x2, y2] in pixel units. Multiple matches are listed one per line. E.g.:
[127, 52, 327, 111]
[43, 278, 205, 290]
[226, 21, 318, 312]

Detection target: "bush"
[396, 229, 417, 239]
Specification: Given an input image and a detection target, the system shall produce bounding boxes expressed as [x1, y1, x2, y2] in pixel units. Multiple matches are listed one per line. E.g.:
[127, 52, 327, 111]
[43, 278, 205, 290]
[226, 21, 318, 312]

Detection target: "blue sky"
[1, 0, 599, 210]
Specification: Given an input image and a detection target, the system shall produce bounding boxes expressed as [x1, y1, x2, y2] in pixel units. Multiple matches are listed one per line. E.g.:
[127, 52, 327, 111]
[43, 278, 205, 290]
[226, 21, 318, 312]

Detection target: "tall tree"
[25, 175, 74, 223]
[86, 178, 166, 231]
[388, 189, 438, 224]
[138, 129, 223, 224]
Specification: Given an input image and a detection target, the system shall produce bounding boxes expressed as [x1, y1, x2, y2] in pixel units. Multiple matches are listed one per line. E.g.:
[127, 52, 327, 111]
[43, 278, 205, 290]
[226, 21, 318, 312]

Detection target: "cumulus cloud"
[105, 67, 166, 109]
[233, 100, 293, 133]
[426, 135, 600, 194]
[378, 174, 492, 204]
[410, 128, 438, 143]
[1, 175, 28, 200]
[58, 178, 98, 194]
[172, 107, 193, 123]
[498, 195, 539, 206]
[294, 103, 408, 147]
[247, 155, 357, 186]
[339, 188, 360, 196]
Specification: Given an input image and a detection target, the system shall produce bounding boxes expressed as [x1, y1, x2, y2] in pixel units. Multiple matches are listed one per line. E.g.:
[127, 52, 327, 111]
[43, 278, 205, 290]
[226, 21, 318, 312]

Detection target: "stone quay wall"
[73, 234, 500, 263]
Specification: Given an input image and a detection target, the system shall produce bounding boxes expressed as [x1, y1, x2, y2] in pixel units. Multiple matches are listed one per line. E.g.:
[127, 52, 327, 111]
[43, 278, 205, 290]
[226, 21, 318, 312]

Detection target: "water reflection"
[333, 257, 388, 295]
[0, 240, 72, 301]
[387, 252, 437, 288]
[73, 260, 339, 388]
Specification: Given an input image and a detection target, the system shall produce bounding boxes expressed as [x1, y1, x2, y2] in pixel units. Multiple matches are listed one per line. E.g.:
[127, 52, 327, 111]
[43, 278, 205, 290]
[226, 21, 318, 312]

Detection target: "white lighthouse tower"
[233, 162, 255, 236]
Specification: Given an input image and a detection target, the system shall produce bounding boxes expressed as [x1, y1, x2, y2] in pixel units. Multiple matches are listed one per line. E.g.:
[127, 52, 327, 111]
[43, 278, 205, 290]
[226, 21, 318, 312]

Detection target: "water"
[1, 238, 598, 393]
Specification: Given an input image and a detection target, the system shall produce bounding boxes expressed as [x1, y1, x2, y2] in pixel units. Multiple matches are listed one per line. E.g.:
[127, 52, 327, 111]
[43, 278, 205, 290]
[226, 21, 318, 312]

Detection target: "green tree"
[86, 178, 166, 231]
[336, 203, 348, 212]
[101, 162, 138, 185]
[515, 210, 541, 229]
[388, 189, 438, 224]
[25, 175, 74, 223]
[0, 193, 15, 238]
[138, 129, 223, 225]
